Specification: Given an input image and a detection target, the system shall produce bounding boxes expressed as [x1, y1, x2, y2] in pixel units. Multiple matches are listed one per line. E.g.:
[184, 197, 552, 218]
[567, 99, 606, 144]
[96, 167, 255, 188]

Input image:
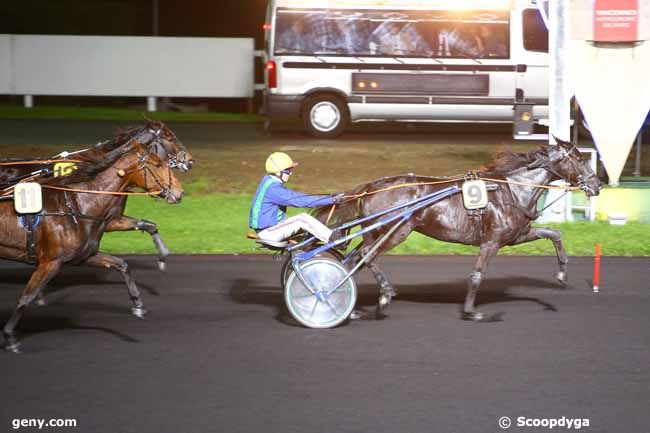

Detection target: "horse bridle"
[146, 127, 191, 172]
[529, 145, 598, 193]
[118, 141, 176, 201]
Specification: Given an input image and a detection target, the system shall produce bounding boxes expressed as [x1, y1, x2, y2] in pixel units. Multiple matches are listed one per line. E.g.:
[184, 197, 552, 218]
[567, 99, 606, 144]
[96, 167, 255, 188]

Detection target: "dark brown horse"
[0, 120, 193, 271]
[0, 138, 184, 352]
[315, 138, 601, 322]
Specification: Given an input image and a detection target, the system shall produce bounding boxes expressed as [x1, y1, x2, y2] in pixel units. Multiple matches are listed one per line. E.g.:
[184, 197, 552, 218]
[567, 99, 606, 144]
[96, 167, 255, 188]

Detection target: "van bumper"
[263, 93, 304, 118]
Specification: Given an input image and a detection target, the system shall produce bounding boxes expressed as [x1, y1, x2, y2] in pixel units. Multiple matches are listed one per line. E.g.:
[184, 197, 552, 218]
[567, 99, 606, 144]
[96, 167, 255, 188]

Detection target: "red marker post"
[593, 243, 601, 293]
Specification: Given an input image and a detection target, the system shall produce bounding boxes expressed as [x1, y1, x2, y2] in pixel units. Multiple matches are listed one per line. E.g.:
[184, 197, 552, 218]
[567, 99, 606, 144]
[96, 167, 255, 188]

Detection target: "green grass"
[99, 193, 650, 256]
[0, 104, 263, 122]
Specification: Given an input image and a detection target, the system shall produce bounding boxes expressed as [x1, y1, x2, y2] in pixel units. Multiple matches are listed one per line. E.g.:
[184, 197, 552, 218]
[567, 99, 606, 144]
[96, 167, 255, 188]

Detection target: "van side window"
[274, 8, 510, 59]
[522, 9, 548, 53]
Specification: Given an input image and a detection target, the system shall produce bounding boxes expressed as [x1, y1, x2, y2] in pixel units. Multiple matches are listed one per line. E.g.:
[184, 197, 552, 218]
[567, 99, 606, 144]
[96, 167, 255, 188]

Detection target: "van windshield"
[274, 8, 510, 59]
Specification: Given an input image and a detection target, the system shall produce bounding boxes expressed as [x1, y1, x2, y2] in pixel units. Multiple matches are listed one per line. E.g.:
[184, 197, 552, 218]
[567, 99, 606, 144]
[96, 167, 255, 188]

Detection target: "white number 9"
[462, 180, 488, 210]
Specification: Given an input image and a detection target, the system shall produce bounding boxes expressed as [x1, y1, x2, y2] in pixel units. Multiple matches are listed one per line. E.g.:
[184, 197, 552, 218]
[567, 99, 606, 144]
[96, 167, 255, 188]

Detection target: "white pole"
[147, 96, 157, 112]
[24, 95, 33, 108]
[549, 0, 572, 144]
[589, 150, 597, 221]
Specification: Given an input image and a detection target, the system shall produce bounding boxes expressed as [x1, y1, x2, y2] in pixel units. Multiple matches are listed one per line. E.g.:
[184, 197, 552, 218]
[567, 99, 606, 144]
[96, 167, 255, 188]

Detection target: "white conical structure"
[572, 41, 650, 185]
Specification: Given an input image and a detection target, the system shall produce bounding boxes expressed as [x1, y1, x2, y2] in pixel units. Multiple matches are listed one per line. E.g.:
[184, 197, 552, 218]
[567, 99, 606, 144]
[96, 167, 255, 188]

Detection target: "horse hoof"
[462, 311, 485, 322]
[158, 260, 167, 272]
[462, 311, 504, 322]
[349, 310, 363, 320]
[131, 307, 147, 319]
[4, 338, 21, 354]
[378, 294, 392, 309]
[34, 298, 47, 307]
[556, 271, 568, 286]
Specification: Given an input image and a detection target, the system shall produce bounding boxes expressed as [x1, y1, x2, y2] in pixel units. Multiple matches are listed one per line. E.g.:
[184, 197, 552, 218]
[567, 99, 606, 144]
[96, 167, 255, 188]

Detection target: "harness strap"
[501, 181, 539, 220]
[40, 211, 107, 223]
[64, 191, 79, 224]
[24, 215, 38, 264]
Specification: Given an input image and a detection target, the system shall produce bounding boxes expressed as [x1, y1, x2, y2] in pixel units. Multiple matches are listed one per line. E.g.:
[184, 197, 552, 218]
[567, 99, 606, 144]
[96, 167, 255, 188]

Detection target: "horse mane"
[71, 121, 159, 164]
[481, 146, 547, 175]
[44, 143, 134, 187]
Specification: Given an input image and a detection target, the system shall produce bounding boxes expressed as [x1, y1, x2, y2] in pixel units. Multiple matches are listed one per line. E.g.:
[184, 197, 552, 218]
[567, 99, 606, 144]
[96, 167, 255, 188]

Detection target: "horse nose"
[169, 190, 184, 203]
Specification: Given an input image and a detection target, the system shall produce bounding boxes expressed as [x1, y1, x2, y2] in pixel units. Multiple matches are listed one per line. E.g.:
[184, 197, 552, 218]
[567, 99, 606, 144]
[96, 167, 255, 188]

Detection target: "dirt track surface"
[0, 119, 546, 193]
[1, 255, 649, 433]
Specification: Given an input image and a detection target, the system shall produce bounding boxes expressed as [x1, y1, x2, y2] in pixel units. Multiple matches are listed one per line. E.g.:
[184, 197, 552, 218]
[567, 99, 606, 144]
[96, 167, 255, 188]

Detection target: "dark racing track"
[1, 255, 649, 433]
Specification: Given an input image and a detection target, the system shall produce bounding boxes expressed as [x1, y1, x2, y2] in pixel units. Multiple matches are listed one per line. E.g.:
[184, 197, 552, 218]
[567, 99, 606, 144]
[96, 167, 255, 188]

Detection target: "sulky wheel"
[280, 249, 345, 290]
[284, 257, 357, 329]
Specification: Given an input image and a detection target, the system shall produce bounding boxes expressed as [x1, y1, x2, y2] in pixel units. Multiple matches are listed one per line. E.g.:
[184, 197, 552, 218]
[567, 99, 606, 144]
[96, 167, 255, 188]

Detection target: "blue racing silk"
[249, 175, 335, 230]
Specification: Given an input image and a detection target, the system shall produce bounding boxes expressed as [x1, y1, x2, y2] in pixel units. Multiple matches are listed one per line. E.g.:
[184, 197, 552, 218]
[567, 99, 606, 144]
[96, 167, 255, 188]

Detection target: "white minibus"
[262, 0, 549, 138]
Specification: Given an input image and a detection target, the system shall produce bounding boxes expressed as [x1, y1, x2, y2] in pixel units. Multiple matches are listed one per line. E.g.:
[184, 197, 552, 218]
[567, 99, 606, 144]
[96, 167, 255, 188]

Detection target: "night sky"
[0, 0, 268, 46]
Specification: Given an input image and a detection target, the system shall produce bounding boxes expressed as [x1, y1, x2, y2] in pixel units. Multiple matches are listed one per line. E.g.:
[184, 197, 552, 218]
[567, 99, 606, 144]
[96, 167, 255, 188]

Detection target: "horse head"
[141, 119, 195, 173]
[527, 136, 601, 197]
[120, 139, 185, 204]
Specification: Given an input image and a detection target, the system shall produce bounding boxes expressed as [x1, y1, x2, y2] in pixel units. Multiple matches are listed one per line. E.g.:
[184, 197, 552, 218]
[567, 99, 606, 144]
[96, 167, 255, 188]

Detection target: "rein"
[0, 144, 170, 199]
[341, 176, 577, 201]
[326, 151, 588, 224]
[0, 159, 84, 166]
[40, 185, 163, 197]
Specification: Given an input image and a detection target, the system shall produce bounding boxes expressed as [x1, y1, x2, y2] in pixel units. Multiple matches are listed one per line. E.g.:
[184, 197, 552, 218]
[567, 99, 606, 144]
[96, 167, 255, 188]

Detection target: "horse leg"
[3, 260, 62, 353]
[34, 291, 47, 306]
[357, 224, 413, 314]
[463, 243, 499, 322]
[85, 253, 147, 318]
[511, 228, 568, 285]
[105, 216, 169, 271]
[366, 259, 397, 304]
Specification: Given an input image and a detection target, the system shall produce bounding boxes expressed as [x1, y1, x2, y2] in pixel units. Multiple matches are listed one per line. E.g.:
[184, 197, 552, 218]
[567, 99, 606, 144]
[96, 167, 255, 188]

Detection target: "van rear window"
[522, 9, 548, 53]
[274, 8, 510, 59]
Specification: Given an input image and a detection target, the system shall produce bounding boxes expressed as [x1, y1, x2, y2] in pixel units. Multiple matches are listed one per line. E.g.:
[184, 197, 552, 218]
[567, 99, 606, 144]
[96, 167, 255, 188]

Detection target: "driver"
[249, 152, 343, 247]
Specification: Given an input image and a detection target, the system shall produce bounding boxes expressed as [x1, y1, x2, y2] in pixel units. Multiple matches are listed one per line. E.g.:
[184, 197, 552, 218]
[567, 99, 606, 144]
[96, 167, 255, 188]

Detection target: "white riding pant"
[257, 213, 332, 243]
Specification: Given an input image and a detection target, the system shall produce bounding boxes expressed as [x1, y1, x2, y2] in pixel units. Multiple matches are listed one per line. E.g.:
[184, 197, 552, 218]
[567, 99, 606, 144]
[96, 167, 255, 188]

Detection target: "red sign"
[594, 0, 638, 42]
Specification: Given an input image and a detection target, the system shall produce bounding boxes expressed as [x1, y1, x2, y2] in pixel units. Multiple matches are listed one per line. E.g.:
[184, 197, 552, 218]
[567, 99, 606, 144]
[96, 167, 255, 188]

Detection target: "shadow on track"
[0, 311, 139, 351]
[226, 275, 560, 325]
[0, 263, 161, 298]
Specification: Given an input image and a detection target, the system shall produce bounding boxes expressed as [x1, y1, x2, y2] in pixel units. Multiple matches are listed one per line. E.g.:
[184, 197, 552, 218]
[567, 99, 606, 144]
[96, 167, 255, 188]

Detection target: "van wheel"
[302, 95, 349, 138]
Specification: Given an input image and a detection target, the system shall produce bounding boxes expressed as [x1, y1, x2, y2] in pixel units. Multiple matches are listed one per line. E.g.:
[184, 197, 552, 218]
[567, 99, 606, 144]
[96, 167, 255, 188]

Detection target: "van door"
[515, 7, 549, 120]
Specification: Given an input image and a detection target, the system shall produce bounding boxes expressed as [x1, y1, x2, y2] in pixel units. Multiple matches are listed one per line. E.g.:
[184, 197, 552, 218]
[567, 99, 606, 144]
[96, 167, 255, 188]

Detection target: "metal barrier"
[0, 34, 255, 110]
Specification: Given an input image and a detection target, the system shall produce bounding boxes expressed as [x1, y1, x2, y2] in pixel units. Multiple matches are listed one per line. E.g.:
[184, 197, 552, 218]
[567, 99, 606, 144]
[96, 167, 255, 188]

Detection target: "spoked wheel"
[284, 257, 357, 329]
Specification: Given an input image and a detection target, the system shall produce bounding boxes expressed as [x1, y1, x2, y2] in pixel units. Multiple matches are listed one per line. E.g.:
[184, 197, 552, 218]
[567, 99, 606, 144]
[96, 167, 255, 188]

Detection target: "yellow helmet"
[265, 152, 298, 174]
